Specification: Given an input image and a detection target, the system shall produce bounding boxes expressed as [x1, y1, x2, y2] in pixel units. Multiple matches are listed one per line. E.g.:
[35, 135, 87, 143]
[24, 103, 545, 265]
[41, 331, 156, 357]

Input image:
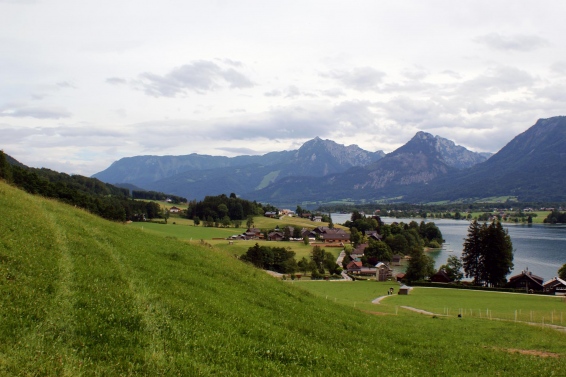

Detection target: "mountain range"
[92, 116, 566, 205]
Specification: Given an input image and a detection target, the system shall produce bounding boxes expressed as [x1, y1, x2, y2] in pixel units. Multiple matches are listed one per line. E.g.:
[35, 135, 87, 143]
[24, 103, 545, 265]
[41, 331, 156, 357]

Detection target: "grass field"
[2, 181, 566, 376]
[293, 281, 566, 323]
[129, 212, 345, 260]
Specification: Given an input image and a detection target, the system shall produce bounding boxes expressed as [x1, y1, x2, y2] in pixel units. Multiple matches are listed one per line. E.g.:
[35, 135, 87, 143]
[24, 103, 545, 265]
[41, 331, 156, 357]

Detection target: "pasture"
[2, 181, 566, 376]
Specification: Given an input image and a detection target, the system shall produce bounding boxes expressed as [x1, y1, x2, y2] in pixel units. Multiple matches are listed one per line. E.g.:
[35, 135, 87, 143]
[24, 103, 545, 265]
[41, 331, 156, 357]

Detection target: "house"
[244, 228, 263, 240]
[392, 255, 403, 265]
[506, 269, 544, 292]
[396, 273, 406, 282]
[301, 228, 317, 239]
[169, 206, 181, 214]
[346, 260, 363, 274]
[375, 262, 393, 281]
[398, 285, 412, 295]
[320, 229, 350, 243]
[264, 211, 278, 218]
[365, 230, 383, 241]
[350, 243, 366, 260]
[312, 216, 322, 222]
[543, 276, 566, 295]
[430, 269, 453, 283]
[267, 231, 284, 241]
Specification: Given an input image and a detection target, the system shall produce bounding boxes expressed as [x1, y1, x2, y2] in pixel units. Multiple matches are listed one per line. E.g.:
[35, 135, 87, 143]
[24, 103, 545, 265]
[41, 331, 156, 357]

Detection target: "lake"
[331, 213, 566, 282]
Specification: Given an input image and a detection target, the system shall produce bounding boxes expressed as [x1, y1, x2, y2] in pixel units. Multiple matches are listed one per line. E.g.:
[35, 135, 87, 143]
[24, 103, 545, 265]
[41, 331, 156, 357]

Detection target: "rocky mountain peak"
[395, 131, 490, 169]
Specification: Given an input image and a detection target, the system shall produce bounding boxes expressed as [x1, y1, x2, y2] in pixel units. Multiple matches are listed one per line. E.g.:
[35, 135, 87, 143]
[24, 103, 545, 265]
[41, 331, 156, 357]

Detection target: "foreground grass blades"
[1, 181, 565, 376]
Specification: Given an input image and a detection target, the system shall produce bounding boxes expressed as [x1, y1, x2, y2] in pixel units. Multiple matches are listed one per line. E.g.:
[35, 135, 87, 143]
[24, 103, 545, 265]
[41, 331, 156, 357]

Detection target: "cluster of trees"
[240, 243, 298, 274]
[132, 190, 187, 203]
[544, 210, 566, 224]
[346, 215, 443, 256]
[187, 194, 275, 228]
[240, 244, 341, 278]
[461, 220, 514, 287]
[321, 201, 565, 217]
[0, 151, 168, 222]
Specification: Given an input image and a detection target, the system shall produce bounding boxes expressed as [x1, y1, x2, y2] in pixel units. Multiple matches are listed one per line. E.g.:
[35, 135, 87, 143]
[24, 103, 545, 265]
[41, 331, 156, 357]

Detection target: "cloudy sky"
[2, 1, 565, 176]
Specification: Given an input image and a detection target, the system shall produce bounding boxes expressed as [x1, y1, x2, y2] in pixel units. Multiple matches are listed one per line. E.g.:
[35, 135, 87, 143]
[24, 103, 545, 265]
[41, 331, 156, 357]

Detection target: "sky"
[2, 0, 566, 176]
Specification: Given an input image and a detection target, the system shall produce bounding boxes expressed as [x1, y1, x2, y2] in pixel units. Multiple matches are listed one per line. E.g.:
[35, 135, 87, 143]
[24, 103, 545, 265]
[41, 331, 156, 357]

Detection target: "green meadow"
[1, 180, 566, 376]
[293, 281, 566, 323]
[129, 212, 343, 260]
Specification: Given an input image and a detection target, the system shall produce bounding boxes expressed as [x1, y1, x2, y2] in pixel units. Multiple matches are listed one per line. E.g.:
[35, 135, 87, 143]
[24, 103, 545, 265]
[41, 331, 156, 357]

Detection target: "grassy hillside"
[1, 181, 565, 376]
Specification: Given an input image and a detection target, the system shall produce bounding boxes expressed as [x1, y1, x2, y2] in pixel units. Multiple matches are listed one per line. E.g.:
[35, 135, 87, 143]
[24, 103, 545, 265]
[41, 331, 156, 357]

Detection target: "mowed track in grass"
[1, 181, 566, 376]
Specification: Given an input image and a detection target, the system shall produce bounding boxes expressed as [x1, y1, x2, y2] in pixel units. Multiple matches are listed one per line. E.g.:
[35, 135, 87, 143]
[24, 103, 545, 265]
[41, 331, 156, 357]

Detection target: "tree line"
[132, 190, 187, 204]
[240, 243, 340, 278]
[186, 193, 277, 228]
[0, 151, 169, 222]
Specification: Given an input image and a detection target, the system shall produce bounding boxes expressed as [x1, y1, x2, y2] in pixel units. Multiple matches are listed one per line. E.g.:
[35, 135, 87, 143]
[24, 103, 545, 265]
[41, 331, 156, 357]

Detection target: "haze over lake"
[332, 214, 566, 282]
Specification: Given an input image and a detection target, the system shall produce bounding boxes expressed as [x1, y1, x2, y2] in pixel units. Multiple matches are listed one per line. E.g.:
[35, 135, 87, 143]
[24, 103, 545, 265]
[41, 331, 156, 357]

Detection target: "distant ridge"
[92, 138, 386, 200]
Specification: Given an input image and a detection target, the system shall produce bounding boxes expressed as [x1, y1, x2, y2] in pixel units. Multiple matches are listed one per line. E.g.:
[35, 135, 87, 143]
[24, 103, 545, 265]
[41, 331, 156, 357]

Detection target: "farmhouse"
[350, 243, 366, 260]
[169, 206, 181, 213]
[507, 269, 544, 292]
[430, 269, 453, 283]
[267, 231, 284, 241]
[543, 276, 566, 295]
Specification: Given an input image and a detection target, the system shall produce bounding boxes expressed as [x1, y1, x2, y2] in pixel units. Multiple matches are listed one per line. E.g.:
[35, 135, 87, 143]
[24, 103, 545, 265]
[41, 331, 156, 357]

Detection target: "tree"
[298, 257, 310, 274]
[0, 150, 13, 183]
[439, 255, 464, 282]
[363, 239, 392, 265]
[481, 221, 513, 287]
[221, 215, 232, 228]
[462, 220, 513, 287]
[310, 246, 326, 274]
[405, 250, 435, 282]
[462, 220, 483, 284]
[558, 264, 566, 280]
[193, 216, 200, 226]
[323, 252, 340, 275]
[246, 215, 254, 229]
[349, 227, 363, 247]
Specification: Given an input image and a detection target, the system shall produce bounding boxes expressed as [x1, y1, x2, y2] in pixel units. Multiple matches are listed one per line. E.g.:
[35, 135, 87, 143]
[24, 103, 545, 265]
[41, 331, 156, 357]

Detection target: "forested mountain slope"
[410, 116, 566, 202]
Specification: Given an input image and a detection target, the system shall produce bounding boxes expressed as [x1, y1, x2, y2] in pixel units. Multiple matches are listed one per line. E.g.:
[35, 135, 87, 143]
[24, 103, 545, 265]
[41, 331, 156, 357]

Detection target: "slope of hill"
[411, 116, 566, 202]
[2, 181, 565, 375]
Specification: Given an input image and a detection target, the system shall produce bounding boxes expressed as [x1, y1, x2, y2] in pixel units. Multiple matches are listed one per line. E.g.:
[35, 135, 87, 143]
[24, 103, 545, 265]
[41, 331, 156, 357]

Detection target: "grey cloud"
[56, 81, 76, 89]
[137, 60, 254, 97]
[216, 147, 261, 155]
[550, 61, 566, 75]
[264, 89, 282, 97]
[535, 84, 566, 102]
[474, 33, 549, 52]
[106, 77, 128, 85]
[323, 67, 386, 91]
[441, 70, 462, 79]
[320, 88, 346, 98]
[0, 106, 71, 119]
[402, 67, 428, 81]
[459, 66, 535, 95]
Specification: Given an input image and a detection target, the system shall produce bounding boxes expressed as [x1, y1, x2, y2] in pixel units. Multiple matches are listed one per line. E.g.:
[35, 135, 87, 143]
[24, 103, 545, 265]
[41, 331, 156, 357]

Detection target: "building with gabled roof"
[543, 276, 566, 295]
[507, 269, 544, 292]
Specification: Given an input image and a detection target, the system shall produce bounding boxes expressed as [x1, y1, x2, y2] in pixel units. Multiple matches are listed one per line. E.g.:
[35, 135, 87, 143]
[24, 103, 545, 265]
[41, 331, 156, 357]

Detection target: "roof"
[543, 276, 566, 287]
[346, 261, 363, 270]
[509, 270, 544, 284]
